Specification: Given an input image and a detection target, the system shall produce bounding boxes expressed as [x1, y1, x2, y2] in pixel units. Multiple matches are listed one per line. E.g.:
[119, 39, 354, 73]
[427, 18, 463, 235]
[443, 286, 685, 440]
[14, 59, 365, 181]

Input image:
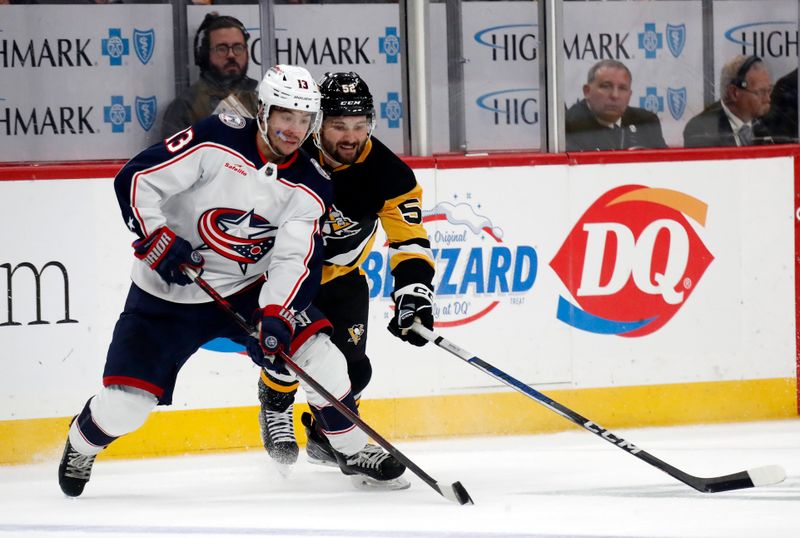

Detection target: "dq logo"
[549, 185, 714, 337]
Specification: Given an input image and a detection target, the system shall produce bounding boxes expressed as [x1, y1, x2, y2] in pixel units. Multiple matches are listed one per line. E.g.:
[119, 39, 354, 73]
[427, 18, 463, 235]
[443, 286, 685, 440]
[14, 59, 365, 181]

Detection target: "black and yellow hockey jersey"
[302, 135, 434, 291]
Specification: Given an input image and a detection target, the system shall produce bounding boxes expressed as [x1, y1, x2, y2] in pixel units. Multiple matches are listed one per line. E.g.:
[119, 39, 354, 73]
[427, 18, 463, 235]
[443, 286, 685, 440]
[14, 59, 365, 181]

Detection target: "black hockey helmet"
[318, 72, 375, 119]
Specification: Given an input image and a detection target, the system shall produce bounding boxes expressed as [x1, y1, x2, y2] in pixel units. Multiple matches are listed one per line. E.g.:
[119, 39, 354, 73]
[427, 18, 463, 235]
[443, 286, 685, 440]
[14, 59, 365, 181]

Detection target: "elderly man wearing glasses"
[683, 55, 774, 148]
[161, 13, 259, 138]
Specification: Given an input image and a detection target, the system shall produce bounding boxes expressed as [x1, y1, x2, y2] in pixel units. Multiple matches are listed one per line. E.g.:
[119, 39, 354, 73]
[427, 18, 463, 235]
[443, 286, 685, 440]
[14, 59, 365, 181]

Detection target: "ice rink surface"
[0, 419, 797, 538]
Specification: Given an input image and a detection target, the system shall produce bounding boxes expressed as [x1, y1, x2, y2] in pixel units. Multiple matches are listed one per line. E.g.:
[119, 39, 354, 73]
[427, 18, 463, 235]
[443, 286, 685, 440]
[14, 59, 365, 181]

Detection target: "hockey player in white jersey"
[57, 64, 405, 498]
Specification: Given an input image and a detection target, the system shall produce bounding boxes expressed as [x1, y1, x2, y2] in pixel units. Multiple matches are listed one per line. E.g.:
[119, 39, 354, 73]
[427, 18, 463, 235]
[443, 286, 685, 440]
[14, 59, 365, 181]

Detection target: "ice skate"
[58, 435, 96, 497]
[301, 411, 337, 467]
[337, 444, 410, 491]
[258, 379, 298, 475]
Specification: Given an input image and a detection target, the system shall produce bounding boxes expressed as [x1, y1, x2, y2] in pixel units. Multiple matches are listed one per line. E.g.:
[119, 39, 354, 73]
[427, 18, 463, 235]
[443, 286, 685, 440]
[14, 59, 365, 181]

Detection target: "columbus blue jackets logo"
[666, 24, 685, 58]
[219, 112, 246, 129]
[667, 87, 687, 120]
[133, 29, 155, 64]
[197, 208, 278, 274]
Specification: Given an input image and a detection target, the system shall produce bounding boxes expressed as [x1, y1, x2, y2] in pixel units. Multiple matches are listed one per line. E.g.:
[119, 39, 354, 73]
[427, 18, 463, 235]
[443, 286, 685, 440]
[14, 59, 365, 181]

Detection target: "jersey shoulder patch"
[218, 112, 246, 129]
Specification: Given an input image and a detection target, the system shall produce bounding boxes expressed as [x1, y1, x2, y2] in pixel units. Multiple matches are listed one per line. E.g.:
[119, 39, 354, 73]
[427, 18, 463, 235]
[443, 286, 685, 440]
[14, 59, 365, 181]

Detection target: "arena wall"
[1, 146, 797, 465]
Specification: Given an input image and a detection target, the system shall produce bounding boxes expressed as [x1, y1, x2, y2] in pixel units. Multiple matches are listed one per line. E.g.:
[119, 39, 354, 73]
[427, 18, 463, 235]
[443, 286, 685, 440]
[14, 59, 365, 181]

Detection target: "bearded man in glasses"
[161, 13, 259, 138]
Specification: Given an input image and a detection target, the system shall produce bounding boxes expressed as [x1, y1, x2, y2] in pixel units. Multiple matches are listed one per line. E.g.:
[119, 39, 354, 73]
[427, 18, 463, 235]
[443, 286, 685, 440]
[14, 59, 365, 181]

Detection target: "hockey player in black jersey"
[256, 72, 435, 489]
[57, 65, 404, 497]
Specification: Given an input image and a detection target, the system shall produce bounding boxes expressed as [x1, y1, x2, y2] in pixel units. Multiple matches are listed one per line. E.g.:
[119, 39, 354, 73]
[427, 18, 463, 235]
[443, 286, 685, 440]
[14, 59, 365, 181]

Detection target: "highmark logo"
[380, 92, 402, 129]
[364, 200, 538, 327]
[549, 185, 714, 337]
[724, 21, 798, 58]
[379, 27, 400, 64]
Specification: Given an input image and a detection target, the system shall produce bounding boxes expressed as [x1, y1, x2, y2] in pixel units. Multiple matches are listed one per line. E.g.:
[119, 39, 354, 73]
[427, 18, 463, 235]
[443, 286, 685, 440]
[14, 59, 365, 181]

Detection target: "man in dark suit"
[757, 68, 797, 144]
[683, 55, 773, 147]
[566, 59, 667, 151]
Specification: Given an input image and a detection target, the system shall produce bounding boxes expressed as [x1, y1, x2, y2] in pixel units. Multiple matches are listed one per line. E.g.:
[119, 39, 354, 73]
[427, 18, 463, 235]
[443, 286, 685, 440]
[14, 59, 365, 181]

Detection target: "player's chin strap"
[410, 322, 787, 494]
[181, 266, 473, 505]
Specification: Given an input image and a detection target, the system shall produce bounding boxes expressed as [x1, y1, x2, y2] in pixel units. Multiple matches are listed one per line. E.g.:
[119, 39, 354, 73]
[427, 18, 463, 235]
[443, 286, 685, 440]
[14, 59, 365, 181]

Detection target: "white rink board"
[0, 157, 795, 420]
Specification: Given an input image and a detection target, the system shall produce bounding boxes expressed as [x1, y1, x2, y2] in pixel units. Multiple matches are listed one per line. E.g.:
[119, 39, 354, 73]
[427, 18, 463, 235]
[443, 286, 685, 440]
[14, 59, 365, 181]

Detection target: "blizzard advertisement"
[364, 199, 538, 328]
[550, 185, 714, 337]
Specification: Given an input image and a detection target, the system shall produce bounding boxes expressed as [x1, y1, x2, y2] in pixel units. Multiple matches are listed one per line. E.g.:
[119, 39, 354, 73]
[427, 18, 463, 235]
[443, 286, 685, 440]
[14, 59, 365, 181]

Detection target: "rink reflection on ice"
[0, 419, 798, 538]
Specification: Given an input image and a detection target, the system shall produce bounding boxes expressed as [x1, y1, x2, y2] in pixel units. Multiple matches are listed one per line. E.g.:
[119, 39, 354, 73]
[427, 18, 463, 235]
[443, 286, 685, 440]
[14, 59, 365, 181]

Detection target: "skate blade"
[306, 456, 338, 468]
[272, 461, 294, 479]
[349, 474, 411, 491]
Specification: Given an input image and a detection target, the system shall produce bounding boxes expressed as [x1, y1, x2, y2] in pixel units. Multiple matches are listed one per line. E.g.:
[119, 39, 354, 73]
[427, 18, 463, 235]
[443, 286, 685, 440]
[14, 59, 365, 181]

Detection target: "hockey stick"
[411, 322, 786, 493]
[183, 268, 473, 505]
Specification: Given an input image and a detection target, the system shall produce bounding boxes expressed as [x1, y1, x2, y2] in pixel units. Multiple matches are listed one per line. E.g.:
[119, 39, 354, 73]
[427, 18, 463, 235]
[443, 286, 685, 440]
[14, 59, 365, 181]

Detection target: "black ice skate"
[336, 444, 410, 491]
[258, 378, 298, 473]
[300, 411, 337, 467]
[58, 435, 96, 497]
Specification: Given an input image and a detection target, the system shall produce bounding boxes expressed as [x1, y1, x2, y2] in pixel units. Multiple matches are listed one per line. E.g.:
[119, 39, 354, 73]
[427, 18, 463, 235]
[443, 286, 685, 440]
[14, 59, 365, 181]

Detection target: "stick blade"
[438, 481, 474, 505]
[747, 465, 786, 487]
[699, 464, 787, 493]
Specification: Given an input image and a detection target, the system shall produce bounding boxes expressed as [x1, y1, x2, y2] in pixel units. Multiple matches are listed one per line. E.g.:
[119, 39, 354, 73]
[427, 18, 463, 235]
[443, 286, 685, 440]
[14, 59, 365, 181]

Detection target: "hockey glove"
[251, 305, 295, 373]
[133, 226, 204, 286]
[245, 336, 288, 375]
[388, 283, 434, 347]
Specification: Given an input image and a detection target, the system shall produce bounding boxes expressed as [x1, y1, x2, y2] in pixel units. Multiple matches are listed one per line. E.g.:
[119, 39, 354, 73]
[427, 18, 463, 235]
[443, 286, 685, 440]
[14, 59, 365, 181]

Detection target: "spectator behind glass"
[683, 55, 773, 148]
[756, 68, 797, 144]
[160, 12, 258, 138]
[565, 59, 667, 151]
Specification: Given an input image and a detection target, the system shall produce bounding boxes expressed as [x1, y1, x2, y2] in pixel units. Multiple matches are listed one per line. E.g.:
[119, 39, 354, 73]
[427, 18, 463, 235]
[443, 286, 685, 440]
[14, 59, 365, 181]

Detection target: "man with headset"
[160, 12, 259, 139]
[683, 55, 774, 147]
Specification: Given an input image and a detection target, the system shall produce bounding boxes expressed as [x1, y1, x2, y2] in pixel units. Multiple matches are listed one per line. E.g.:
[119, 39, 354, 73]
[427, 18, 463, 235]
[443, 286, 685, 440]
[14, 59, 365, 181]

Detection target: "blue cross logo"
[639, 87, 664, 114]
[637, 23, 663, 59]
[102, 28, 130, 66]
[104, 95, 132, 133]
[380, 92, 403, 129]
[379, 27, 400, 64]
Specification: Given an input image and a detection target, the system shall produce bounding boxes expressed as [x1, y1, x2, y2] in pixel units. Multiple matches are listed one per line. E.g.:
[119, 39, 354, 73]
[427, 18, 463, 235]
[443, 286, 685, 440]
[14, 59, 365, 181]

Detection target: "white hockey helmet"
[257, 64, 322, 150]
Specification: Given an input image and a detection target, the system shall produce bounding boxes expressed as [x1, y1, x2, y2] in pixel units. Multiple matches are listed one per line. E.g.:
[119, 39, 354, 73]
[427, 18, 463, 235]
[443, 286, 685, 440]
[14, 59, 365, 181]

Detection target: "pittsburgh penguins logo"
[323, 205, 360, 239]
[197, 208, 277, 274]
[347, 323, 365, 345]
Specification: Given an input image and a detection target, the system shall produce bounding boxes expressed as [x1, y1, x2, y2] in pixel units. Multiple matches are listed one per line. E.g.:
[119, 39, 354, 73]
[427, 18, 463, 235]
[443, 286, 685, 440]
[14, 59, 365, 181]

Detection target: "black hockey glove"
[133, 226, 204, 286]
[388, 283, 434, 347]
[249, 305, 294, 373]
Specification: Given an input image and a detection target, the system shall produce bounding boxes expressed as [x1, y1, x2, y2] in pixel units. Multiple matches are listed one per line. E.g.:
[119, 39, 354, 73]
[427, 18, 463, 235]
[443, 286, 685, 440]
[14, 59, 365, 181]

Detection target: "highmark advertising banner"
[0, 156, 795, 421]
[562, 1, 704, 148]
[713, 0, 799, 92]
[187, 5, 413, 154]
[0, 6, 174, 161]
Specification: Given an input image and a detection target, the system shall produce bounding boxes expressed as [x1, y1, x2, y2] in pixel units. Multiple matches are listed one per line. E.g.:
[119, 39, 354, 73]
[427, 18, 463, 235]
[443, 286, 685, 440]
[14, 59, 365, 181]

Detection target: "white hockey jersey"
[114, 113, 331, 312]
